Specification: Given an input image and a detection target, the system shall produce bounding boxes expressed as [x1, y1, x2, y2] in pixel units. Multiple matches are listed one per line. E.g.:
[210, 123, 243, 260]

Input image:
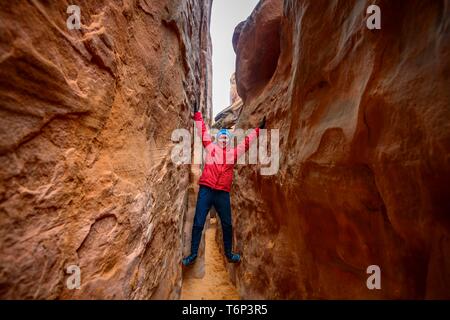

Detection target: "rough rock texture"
[230, 0, 450, 299]
[229, 73, 240, 105]
[0, 0, 211, 299]
[213, 73, 243, 129]
[182, 2, 213, 281]
[181, 218, 239, 300]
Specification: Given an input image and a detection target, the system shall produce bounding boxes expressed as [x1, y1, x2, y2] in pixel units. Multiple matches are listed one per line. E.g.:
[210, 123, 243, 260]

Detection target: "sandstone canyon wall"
[0, 0, 211, 299]
[213, 73, 243, 129]
[230, 0, 450, 299]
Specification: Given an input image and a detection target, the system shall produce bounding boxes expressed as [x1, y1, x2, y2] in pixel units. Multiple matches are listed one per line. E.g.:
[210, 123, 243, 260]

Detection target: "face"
[217, 134, 230, 148]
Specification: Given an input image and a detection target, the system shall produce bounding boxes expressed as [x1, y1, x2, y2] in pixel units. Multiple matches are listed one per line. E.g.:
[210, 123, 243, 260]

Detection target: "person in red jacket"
[182, 102, 266, 266]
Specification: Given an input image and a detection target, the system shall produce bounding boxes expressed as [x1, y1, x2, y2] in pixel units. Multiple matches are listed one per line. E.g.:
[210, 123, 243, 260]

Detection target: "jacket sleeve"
[193, 111, 213, 148]
[234, 128, 260, 159]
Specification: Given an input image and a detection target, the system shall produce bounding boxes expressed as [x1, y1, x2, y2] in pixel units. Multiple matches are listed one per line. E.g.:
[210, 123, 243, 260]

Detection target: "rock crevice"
[229, 0, 450, 299]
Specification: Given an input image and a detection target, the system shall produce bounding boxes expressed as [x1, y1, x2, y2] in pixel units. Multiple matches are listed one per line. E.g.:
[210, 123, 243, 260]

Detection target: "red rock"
[230, 0, 450, 299]
[229, 73, 240, 106]
[232, 21, 246, 54]
[0, 0, 212, 299]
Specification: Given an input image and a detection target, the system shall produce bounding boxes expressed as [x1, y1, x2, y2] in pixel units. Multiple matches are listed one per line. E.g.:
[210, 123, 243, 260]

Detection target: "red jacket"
[194, 112, 259, 192]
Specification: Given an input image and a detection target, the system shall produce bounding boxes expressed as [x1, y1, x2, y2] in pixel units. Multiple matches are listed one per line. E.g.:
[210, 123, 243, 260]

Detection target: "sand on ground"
[181, 218, 239, 300]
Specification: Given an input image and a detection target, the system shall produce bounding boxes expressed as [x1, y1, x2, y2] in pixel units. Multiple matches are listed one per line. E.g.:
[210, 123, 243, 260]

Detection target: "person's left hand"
[259, 116, 266, 129]
[193, 101, 199, 113]
[191, 100, 200, 119]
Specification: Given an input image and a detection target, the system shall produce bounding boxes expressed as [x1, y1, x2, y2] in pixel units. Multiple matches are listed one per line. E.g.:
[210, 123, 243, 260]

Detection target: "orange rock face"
[234, 0, 283, 103]
[230, 0, 450, 299]
[0, 0, 211, 299]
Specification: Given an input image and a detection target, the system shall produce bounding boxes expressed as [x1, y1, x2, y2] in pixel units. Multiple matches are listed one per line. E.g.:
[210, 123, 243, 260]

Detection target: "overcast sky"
[210, 0, 259, 117]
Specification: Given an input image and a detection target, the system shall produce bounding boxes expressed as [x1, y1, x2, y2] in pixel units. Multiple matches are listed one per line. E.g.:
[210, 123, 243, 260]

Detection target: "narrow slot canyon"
[0, 0, 449, 301]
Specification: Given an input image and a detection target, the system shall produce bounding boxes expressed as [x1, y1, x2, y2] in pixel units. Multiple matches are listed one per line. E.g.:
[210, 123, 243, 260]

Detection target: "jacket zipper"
[214, 150, 226, 190]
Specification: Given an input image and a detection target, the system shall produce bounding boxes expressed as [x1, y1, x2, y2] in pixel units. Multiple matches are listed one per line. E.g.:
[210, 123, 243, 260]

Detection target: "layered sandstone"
[230, 0, 450, 299]
[213, 73, 243, 129]
[181, 218, 239, 300]
[0, 0, 212, 299]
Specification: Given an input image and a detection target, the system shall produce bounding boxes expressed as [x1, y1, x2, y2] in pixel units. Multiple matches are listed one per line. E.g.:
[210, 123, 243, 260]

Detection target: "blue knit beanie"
[216, 129, 231, 140]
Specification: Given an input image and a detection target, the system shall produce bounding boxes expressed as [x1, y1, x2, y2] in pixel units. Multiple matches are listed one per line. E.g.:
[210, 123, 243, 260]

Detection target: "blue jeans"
[190, 185, 233, 256]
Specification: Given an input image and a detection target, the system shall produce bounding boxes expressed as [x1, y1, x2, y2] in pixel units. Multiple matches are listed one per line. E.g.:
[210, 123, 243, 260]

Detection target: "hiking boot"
[182, 254, 197, 266]
[226, 252, 241, 263]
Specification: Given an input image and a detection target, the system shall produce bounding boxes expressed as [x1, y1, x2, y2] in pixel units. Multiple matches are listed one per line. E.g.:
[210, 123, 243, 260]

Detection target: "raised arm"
[193, 110, 213, 149]
[234, 116, 266, 159]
